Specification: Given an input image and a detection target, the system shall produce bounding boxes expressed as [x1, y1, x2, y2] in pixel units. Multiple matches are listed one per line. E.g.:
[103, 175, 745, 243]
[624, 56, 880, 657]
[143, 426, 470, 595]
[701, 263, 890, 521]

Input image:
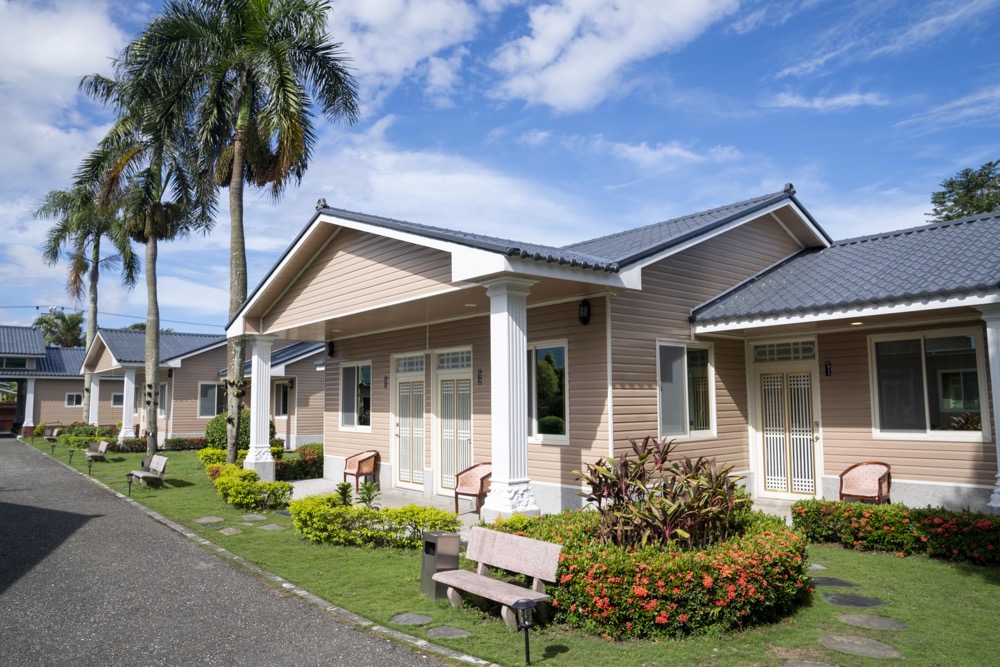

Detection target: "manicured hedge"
[791, 499, 1000, 566]
[163, 437, 209, 450]
[289, 495, 460, 549]
[490, 510, 809, 639]
[212, 464, 292, 510]
[275, 443, 324, 481]
[197, 446, 284, 466]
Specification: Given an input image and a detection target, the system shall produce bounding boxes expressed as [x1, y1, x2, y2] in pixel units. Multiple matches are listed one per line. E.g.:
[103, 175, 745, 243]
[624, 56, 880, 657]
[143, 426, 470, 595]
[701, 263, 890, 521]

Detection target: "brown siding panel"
[818, 325, 996, 487]
[265, 229, 454, 331]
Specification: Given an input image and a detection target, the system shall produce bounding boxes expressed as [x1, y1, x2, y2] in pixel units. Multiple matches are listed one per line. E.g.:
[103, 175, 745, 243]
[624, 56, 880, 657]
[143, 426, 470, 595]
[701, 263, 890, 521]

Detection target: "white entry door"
[396, 380, 425, 487]
[439, 378, 472, 490]
[760, 371, 817, 495]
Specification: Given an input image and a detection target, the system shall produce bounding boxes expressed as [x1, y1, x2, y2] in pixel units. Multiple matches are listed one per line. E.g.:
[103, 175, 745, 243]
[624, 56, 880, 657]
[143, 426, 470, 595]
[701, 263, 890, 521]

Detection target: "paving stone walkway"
[781, 561, 908, 664]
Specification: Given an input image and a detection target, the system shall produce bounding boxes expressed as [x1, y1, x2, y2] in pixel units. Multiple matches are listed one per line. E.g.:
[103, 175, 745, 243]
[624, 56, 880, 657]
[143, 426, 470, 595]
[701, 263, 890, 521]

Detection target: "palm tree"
[35, 185, 138, 421]
[78, 72, 215, 456]
[32, 310, 86, 348]
[119, 0, 359, 463]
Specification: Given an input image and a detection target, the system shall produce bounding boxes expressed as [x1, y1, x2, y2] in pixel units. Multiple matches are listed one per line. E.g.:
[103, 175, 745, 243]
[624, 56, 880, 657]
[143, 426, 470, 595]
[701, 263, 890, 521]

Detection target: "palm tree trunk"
[144, 235, 160, 457]
[82, 237, 100, 423]
[226, 130, 248, 464]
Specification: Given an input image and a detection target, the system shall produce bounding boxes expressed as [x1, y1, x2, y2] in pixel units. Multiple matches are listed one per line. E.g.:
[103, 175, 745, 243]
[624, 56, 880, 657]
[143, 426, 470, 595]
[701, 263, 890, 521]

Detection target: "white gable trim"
[692, 292, 1000, 334]
[618, 200, 828, 287]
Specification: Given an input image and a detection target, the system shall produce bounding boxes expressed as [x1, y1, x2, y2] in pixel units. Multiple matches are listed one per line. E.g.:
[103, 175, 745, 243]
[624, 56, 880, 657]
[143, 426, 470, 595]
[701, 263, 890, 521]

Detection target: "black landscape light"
[87, 458, 93, 475]
[511, 598, 536, 664]
[126, 473, 134, 496]
[50, 441, 56, 455]
[68, 448, 75, 465]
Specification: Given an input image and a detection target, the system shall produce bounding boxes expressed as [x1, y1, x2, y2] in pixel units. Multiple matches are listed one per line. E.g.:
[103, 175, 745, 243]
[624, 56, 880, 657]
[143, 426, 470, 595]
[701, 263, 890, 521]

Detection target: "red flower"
[703, 575, 714, 588]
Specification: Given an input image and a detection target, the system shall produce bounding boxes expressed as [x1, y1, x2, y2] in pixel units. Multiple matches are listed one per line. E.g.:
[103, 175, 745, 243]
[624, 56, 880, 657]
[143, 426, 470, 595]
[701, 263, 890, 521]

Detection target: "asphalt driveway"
[0, 437, 446, 667]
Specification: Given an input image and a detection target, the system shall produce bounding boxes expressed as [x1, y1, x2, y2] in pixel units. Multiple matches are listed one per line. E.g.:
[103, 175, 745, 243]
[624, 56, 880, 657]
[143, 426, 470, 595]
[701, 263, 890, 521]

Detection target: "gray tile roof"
[0, 347, 85, 378]
[566, 186, 825, 265]
[98, 329, 225, 365]
[0, 326, 46, 356]
[322, 207, 619, 271]
[321, 186, 821, 273]
[692, 211, 1000, 324]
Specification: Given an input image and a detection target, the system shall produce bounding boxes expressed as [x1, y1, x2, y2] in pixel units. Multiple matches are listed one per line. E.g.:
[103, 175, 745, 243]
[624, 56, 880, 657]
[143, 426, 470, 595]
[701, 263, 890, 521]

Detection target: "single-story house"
[0, 324, 124, 435]
[82, 328, 324, 448]
[226, 186, 999, 517]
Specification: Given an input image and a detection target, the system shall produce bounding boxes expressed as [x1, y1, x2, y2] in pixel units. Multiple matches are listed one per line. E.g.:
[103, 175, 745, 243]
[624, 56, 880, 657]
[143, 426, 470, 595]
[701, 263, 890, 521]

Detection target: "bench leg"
[446, 586, 463, 609]
[500, 605, 518, 630]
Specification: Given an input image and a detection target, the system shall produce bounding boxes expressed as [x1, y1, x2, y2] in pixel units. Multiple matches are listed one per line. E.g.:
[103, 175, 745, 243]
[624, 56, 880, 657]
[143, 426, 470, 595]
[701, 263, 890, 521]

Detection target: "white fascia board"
[622, 200, 828, 282]
[227, 317, 246, 338]
[692, 292, 1000, 334]
[456, 249, 634, 288]
[271, 364, 286, 377]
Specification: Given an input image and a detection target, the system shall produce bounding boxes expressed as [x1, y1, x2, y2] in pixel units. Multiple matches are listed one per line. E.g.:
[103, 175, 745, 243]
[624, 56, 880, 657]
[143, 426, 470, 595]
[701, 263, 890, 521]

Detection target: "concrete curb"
[17, 439, 499, 667]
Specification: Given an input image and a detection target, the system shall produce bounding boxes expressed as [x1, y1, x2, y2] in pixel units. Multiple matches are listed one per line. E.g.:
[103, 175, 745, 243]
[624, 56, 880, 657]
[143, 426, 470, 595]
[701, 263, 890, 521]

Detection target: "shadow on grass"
[950, 561, 1000, 586]
[163, 479, 195, 489]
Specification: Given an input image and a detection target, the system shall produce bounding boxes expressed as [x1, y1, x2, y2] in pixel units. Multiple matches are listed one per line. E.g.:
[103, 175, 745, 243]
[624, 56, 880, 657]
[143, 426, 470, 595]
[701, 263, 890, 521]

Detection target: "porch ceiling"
[259, 274, 613, 343]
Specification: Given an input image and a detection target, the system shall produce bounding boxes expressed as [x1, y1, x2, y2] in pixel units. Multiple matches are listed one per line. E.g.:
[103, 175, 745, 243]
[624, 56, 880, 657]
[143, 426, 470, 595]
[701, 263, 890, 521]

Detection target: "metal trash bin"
[421, 531, 460, 600]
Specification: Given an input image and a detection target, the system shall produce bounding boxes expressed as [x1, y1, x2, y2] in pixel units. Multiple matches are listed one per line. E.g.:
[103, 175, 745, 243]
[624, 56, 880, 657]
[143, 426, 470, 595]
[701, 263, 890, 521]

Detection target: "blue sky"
[1, 0, 998, 335]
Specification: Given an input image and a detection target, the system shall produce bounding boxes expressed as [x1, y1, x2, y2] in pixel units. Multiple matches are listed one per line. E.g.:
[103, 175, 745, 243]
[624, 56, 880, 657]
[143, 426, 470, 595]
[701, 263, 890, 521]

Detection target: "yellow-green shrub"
[289, 495, 460, 548]
[212, 464, 292, 510]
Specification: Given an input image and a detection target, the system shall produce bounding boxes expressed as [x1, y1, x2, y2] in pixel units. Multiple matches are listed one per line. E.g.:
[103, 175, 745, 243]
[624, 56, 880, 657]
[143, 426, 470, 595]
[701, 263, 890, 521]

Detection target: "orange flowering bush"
[491, 510, 809, 639]
[792, 499, 1000, 566]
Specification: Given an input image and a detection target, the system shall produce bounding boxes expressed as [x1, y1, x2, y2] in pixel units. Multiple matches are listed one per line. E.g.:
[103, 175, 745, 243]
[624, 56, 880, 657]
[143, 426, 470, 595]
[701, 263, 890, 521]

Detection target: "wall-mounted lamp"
[825, 361, 832, 377]
[287, 379, 294, 390]
[167, 369, 173, 378]
[327, 341, 335, 357]
[578, 299, 591, 326]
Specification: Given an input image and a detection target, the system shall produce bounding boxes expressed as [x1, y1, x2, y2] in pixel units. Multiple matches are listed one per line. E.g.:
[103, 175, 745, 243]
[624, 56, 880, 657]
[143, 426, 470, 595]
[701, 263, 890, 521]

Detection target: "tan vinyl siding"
[526, 299, 609, 485]
[167, 345, 228, 437]
[35, 379, 85, 426]
[265, 228, 454, 332]
[92, 344, 119, 373]
[95, 379, 125, 426]
[285, 355, 325, 441]
[818, 324, 996, 487]
[322, 299, 611, 490]
[610, 216, 799, 467]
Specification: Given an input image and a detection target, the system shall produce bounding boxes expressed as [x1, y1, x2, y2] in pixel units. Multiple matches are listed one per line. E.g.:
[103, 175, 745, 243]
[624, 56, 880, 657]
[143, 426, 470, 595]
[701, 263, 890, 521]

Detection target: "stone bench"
[433, 526, 562, 629]
[129, 454, 168, 487]
[85, 440, 111, 462]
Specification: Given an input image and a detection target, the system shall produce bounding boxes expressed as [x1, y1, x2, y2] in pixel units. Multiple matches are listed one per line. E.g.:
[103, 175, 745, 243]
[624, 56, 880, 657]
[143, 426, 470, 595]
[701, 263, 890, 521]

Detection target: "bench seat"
[432, 569, 551, 608]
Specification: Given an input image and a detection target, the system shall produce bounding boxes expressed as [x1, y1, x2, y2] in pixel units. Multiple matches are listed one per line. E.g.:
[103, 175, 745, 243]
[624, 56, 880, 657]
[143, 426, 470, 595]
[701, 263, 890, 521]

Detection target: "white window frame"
[111, 393, 124, 408]
[869, 327, 990, 442]
[527, 340, 569, 445]
[65, 393, 83, 408]
[656, 340, 716, 441]
[274, 382, 290, 418]
[340, 360, 373, 432]
[157, 382, 168, 418]
[197, 382, 226, 419]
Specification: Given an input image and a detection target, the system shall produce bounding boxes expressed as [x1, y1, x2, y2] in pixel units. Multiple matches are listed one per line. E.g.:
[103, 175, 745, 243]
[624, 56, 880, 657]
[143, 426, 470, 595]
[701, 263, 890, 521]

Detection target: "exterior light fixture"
[126, 473, 134, 496]
[87, 458, 93, 476]
[68, 449, 75, 465]
[511, 598, 537, 664]
[578, 299, 591, 326]
[288, 380, 294, 390]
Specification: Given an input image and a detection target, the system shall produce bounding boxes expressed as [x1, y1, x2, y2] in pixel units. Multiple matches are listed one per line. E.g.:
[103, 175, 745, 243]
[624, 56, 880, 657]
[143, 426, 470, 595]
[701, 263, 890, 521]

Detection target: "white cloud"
[763, 91, 889, 111]
[517, 129, 552, 146]
[897, 84, 1000, 130]
[489, 0, 739, 112]
[329, 0, 479, 109]
[594, 137, 742, 168]
[869, 0, 1000, 57]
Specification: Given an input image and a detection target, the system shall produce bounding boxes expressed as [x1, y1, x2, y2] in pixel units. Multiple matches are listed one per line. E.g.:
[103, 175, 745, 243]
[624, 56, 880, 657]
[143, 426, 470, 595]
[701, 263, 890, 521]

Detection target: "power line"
[0, 304, 224, 330]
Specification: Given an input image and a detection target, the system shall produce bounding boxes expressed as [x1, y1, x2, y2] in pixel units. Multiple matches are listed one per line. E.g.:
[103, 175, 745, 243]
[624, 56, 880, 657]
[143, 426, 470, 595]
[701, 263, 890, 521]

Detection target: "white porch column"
[118, 369, 136, 443]
[244, 336, 276, 482]
[981, 307, 1000, 513]
[23, 378, 36, 432]
[481, 277, 539, 520]
[88, 377, 101, 425]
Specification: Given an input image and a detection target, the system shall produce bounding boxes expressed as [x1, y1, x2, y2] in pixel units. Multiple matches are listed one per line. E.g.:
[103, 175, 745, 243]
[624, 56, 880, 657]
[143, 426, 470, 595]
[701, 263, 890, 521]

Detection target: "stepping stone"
[812, 577, 858, 588]
[195, 516, 225, 524]
[808, 563, 828, 571]
[838, 614, 907, 631]
[219, 527, 241, 536]
[391, 613, 432, 626]
[276, 510, 291, 516]
[426, 627, 470, 639]
[819, 635, 902, 659]
[258, 524, 285, 531]
[822, 592, 885, 608]
[242, 514, 267, 521]
[782, 662, 836, 667]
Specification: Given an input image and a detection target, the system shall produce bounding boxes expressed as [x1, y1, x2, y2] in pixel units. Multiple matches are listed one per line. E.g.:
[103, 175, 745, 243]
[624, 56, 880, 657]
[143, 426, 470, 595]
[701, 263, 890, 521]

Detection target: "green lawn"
[27, 439, 1000, 666]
